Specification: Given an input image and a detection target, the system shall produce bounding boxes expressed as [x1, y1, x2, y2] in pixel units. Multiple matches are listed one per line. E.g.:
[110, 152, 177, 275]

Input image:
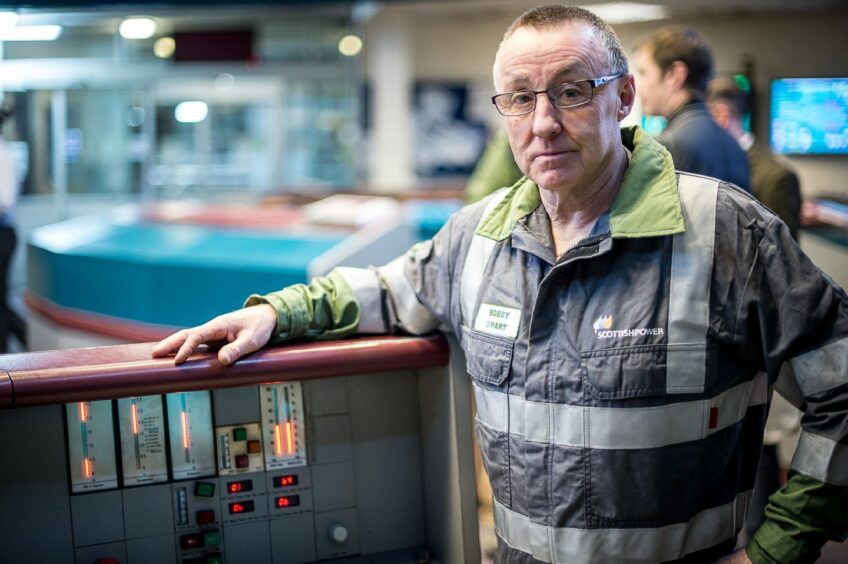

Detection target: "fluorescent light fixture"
[580, 2, 667, 24]
[214, 73, 235, 92]
[0, 25, 62, 41]
[0, 11, 19, 29]
[175, 101, 208, 124]
[153, 36, 175, 58]
[338, 34, 363, 57]
[119, 17, 156, 40]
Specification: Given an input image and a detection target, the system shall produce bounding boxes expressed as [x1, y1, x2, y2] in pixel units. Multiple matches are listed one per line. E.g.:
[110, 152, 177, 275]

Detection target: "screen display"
[227, 479, 253, 494]
[771, 77, 848, 155]
[273, 474, 299, 488]
[275, 495, 301, 508]
[228, 500, 255, 514]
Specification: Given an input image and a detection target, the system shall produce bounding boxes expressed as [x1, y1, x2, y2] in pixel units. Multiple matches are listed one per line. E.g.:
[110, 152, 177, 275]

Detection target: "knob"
[328, 523, 349, 545]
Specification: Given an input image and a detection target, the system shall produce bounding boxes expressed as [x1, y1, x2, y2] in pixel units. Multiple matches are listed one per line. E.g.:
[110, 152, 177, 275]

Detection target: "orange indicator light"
[79, 402, 88, 422]
[274, 424, 283, 456]
[131, 403, 139, 435]
[285, 421, 294, 455]
[181, 411, 190, 449]
[83, 457, 92, 478]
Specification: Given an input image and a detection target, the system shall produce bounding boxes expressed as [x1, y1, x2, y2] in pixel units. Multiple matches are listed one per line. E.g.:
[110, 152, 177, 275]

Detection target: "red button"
[196, 509, 215, 525]
[180, 533, 203, 550]
[235, 454, 250, 468]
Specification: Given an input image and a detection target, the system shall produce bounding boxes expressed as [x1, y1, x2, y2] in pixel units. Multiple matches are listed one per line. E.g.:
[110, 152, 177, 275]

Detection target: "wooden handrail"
[0, 334, 450, 408]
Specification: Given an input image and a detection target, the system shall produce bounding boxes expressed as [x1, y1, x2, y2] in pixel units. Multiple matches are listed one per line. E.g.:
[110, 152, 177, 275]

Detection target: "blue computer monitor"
[771, 77, 848, 155]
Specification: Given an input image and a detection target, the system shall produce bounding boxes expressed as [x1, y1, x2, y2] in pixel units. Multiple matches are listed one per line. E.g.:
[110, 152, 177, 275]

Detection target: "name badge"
[474, 303, 520, 339]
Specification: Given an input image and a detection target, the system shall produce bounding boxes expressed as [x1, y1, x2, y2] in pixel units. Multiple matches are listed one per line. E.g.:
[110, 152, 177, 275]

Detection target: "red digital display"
[227, 479, 253, 494]
[273, 474, 299, 488]
[275, 495, 301, 508]
[228, 500, 255, 515]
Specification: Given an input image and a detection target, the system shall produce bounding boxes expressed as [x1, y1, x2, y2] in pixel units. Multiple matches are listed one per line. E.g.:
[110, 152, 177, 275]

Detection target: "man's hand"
[714, 548, 753, 564]
[151, 304, 278, 366]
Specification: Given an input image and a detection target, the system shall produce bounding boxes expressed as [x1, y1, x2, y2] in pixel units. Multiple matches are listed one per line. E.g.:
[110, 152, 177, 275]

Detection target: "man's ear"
[617, 74, 637, 122]
[666, 60, 689, 90]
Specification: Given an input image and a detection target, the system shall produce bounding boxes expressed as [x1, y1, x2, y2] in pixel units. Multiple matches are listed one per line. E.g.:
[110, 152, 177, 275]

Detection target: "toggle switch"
[202, 529, 221, 547]
[196, 509, 216, 525]
[180, 533, 203, 550]
[194, 481, 215, 497]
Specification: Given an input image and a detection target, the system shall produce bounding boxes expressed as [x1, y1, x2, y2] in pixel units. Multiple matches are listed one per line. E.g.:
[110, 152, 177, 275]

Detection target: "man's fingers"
[151, 330, 188, 357]
[152, 308, 275, 365]
[218, 330, 262, 366]
[174, 332, 204, 365]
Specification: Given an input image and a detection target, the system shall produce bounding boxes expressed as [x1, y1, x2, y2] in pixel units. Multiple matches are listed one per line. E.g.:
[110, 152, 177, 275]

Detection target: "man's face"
[494, 23, 633, 195]
[632, 47, 671, 117]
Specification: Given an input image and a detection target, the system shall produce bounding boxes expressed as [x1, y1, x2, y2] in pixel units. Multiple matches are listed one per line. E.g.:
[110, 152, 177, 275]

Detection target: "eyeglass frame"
[491, 73, 625, 116]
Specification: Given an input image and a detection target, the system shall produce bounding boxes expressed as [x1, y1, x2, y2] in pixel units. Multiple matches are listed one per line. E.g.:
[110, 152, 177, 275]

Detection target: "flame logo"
[593, 315, 613, 332]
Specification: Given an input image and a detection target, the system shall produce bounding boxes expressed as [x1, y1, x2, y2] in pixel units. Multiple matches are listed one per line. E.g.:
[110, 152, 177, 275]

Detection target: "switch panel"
[216, 423, 264, 475]
[172, 479, 224, 561]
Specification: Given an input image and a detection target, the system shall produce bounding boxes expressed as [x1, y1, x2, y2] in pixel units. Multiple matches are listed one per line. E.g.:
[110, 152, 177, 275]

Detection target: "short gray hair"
[495, 4, 629, 88]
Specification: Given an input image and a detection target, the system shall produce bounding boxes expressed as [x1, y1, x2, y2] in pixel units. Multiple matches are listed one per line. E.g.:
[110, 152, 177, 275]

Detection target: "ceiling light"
[175, 101, 208, 124]
[338, 34, 363, 57]
[153, 36, 175, 58]
[214, 73, 235, 92]
[580, 2, 668, 24]
[119, 17, 156, 40]
[0, 25, 62, 41]
[0, 11, 19, 30]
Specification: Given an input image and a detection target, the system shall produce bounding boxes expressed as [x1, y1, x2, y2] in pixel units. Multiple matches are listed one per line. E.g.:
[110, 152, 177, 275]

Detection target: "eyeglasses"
[491, 73, 624, 116]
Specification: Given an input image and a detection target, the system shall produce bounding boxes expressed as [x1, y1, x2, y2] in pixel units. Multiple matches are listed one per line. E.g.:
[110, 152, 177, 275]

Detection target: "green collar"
[475, 125, 684, 241]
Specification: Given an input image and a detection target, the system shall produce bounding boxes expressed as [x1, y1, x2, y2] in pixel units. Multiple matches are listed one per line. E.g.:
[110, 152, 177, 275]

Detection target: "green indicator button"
[204, 552, 223, 564]
[194, 481, 215, 497]
[203, 530, 221, 546]
[232, 427, 248, 441]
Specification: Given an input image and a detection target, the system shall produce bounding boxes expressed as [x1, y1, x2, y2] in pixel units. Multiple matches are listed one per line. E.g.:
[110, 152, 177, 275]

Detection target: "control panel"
[0, 369, 464, 564]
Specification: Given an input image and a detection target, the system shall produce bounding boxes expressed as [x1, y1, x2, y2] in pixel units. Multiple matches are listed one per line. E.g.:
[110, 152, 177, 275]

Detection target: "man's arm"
[153, 217, 458, 364]
[739, 218, 848, 563]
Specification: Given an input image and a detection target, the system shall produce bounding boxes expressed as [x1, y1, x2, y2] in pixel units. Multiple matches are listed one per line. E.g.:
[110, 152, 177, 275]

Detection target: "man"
[155, 6, 848, 563]
[633, 26, 750, 191]
[707, 77, 801, 239]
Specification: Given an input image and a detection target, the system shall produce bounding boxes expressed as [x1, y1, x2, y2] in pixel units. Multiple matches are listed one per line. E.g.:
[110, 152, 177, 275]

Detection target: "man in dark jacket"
[633, 26, 750, 191]
[707, 77, 801, 239]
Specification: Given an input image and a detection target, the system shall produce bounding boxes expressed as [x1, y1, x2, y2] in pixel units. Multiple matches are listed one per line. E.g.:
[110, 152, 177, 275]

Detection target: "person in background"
[0, 105, 19, 353]
[633, 25, 750, 191]
[707, 76, 801, 238]
[465, 128, 523, 204]
[155, 6, 848, 563]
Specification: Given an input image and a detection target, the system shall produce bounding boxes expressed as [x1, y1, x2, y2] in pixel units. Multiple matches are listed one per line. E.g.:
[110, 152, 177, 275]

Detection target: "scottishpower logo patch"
[593, 314, 664, 339]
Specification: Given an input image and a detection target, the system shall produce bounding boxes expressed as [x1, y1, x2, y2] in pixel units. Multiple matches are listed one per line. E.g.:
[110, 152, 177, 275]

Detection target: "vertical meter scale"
[166, 391, 216, 480]
[261, 382, 307, 468]
[66, 400, 118, 493]
[117, 396, 168, 485]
